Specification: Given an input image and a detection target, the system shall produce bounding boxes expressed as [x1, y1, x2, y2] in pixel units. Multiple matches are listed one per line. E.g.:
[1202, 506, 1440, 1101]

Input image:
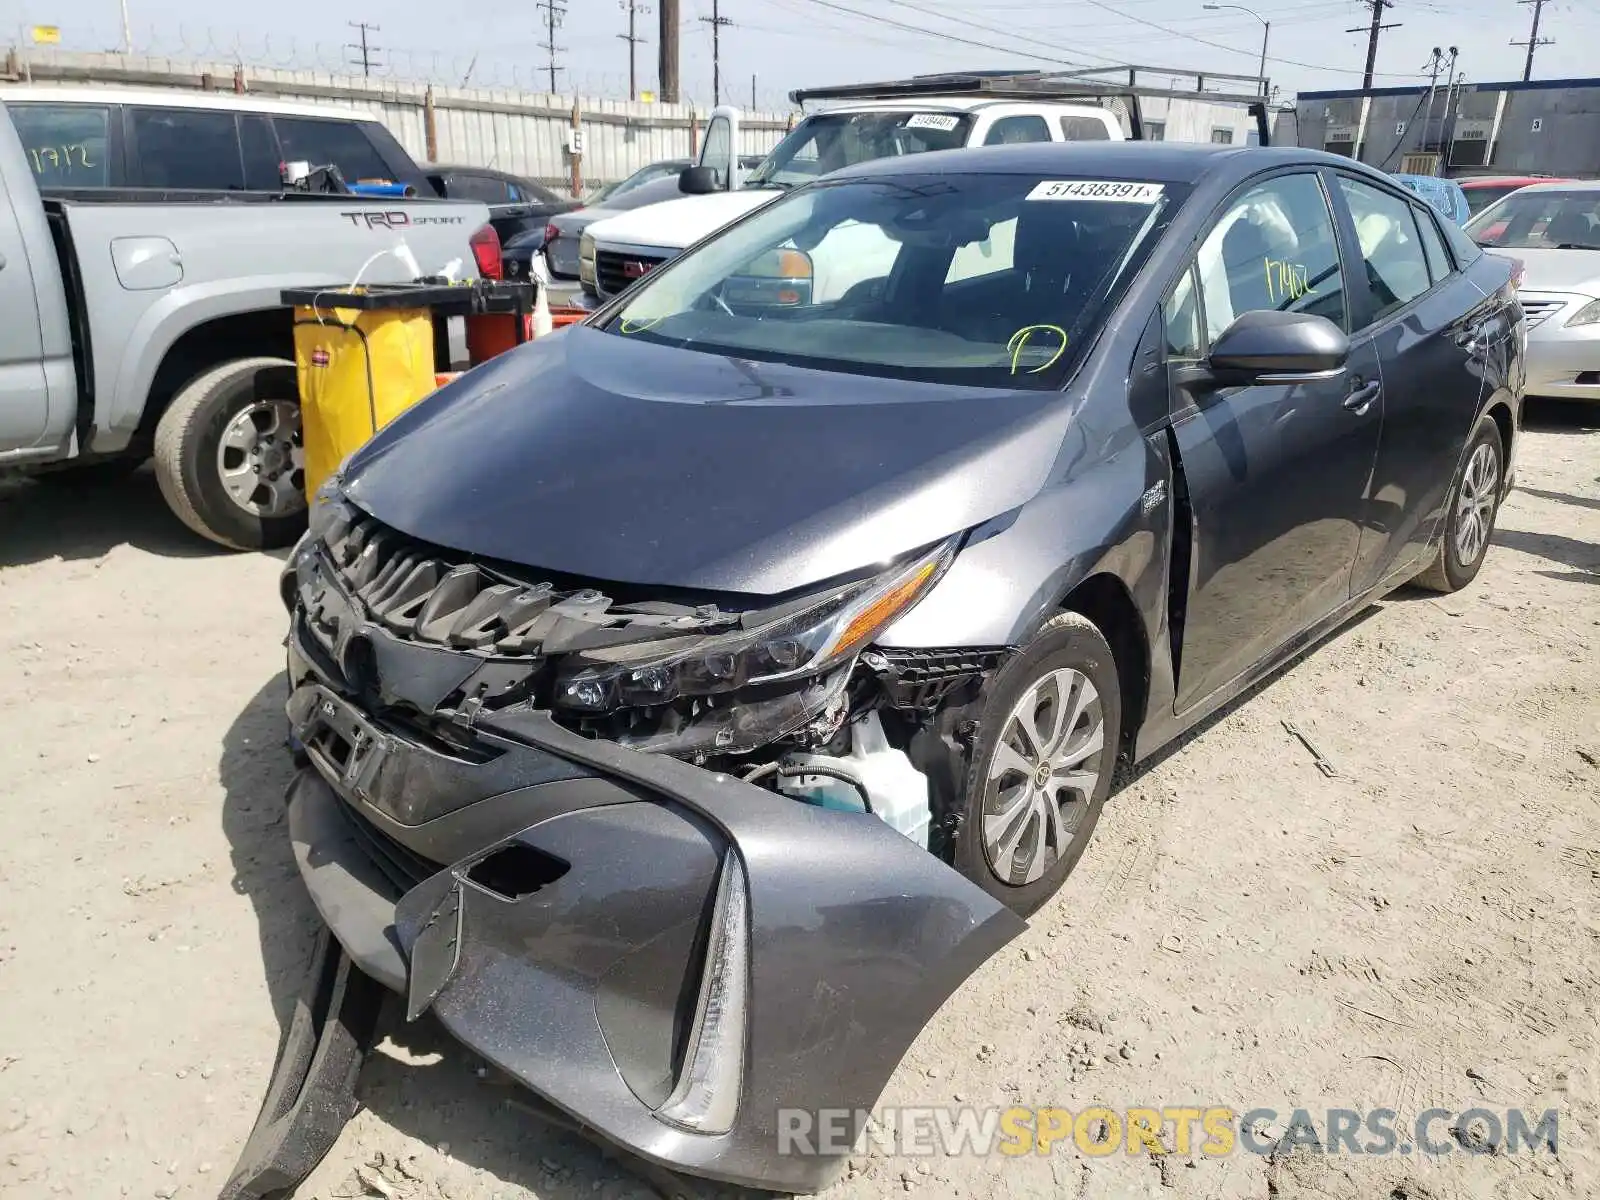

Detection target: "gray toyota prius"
[239, 142, 1522, 1197]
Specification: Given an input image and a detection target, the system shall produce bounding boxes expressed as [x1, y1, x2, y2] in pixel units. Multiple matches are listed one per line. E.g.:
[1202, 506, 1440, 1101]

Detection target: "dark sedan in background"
[425, 163, 580, 261]
[543, 154, 767, 280]
[236, 142, 1522, 1199]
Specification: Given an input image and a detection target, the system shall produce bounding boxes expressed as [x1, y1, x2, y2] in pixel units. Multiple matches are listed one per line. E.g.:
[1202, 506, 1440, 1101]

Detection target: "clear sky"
[16, 0, 1598, 110]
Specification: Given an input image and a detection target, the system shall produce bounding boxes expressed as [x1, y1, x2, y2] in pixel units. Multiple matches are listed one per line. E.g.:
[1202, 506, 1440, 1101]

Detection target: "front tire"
[153, 358, 306, 551]
[1412, 415, 1504, 594]
[953, 612, 1122, 917]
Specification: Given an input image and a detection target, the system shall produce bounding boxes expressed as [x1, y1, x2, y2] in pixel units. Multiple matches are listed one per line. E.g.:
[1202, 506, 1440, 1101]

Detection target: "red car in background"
[1461, 174, 1572, 216]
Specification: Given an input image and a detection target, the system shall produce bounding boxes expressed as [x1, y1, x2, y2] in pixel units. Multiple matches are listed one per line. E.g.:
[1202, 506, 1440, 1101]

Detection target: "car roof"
[824, 141, 1340, 186]
[1493, 178, 1595, 192]
[0, 83, 378, 122]
[815, 97, 1111, 116]
[1458, 175, 1569, 187]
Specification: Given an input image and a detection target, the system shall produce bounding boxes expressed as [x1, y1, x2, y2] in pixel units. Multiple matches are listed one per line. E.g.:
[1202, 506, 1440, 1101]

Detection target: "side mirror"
[1206, 309, 1349, 383]
[678, 165, 720, 195]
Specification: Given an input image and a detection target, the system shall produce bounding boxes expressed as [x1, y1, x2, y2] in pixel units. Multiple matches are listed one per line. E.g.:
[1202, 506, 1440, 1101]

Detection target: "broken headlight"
[553, 539, 956, 714]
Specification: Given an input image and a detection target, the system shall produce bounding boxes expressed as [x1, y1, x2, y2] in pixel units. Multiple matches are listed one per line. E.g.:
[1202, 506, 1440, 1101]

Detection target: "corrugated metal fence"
[0, 48, 794, 190]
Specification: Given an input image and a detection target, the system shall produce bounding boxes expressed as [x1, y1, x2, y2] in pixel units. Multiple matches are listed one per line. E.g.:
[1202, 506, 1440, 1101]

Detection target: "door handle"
[1343, 380, 1381, 415]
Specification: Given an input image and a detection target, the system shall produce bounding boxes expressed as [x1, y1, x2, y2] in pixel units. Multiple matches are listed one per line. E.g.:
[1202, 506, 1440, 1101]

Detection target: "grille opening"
[466, 843, 571, 900]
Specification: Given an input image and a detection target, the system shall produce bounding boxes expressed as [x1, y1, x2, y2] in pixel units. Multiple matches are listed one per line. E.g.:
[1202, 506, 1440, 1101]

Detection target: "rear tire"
[153, 358, 305, 551]
[953, 612, 1122, 917]
[1412, 414, 1504, 594]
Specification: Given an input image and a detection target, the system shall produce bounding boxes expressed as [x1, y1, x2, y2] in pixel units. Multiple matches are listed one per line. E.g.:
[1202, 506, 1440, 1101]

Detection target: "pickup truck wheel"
[154, 358, 306, 550]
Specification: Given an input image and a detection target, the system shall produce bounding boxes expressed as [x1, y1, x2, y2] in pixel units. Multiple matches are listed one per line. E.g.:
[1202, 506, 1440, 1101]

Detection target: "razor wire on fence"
[3, 22, 798, 112]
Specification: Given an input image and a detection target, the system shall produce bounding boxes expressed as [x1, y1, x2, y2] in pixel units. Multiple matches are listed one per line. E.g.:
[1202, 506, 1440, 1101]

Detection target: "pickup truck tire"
[154, 358, 306, 551]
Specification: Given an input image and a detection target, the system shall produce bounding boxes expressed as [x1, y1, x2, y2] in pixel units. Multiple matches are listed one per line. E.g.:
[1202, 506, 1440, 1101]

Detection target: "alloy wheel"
[1454, 441, 1499, 566]
[217, 399, 307, 519]
[982, 668, 1105, 886]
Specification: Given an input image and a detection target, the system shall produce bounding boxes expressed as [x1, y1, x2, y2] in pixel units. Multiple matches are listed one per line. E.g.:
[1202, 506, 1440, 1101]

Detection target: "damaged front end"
[231, 487, 1024, 1196]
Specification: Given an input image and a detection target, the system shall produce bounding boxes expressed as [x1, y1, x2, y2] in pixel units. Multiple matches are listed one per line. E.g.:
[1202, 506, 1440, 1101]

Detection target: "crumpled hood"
[1508, 247, 1600, 296]
[341, 327, 1072, 596]
[584, 190, 784, 252]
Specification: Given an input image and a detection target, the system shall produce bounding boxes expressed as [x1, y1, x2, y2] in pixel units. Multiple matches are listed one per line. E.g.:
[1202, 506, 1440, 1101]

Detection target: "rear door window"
[983, 115, 1052, 145]
[130, 107, 244, 189]
[445, 172, 514, 203]
[273, 117, 394, 183]
[1059, 115, 1112, 141]
[1336, 176, 1433, 325]
[9, 103, 113, 187]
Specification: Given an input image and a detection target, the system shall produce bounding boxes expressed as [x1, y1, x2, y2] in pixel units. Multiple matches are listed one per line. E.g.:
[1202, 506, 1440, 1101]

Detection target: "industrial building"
[1295, 76, 1600, 178]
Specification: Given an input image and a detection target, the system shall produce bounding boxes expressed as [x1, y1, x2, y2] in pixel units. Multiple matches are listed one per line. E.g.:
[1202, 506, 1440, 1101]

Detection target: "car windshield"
[745, 112, 975, 189]
[1463, 182, 1534, 217]
[1466, 189, 1600, 249]
[603, 173, 1187, 389]
[606, 161, 687, 200]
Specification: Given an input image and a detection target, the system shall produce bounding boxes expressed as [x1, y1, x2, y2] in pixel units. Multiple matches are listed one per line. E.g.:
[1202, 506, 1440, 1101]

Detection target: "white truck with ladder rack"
[580, 66, 1273, 301]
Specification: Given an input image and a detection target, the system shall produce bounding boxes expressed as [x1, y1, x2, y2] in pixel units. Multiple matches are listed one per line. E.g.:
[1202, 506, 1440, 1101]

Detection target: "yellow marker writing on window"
[619, 313, 667, 334]
[1007, 325, 1069, 375]
[1263, 258, 1315, 304]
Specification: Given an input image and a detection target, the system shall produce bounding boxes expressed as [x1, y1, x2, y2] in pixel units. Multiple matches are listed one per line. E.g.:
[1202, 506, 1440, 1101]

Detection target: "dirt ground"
[1, 401, 1596, 1200]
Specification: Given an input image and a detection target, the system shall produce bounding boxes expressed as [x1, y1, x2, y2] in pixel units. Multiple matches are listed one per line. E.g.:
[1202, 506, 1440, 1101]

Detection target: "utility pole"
[700, 0, 732, 106]
[1420, 46, 1444, 166]
[345, 22, 382, 77]
[618, 0, 652, 101]
[751, 73, 757, 110]
[119, 0, 132, 53]
[1511, 0, 1553, 82]
[659, 0, 680, 103]
[537, 0, 568, 94]
[1347, 0, 1400, 90]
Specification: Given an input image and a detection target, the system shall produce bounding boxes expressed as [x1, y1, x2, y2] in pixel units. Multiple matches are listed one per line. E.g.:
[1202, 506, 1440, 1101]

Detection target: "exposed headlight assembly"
[554, 539, 957, 714]
[1566, 297, 1600, 326]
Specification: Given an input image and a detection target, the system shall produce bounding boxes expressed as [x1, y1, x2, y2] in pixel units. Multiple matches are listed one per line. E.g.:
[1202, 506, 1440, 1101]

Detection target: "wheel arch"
[1485, 396, 1514, 478]
[1055, 572, 1150, 761]
[134, 309, 296, 445]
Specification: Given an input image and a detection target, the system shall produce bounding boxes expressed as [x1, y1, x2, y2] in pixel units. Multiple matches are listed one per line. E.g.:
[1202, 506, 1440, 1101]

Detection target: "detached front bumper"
[279, 617, 1023, 1192]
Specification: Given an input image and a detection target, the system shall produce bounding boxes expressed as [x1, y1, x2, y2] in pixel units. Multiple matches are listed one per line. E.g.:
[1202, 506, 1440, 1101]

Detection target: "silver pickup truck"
[0, 97, 493, 549]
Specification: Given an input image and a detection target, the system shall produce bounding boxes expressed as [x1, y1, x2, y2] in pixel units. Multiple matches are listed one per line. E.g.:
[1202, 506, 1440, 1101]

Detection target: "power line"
[618, 0, 652, 99]
[1511, 0, 1553, 81]
[700, 0, 733, 104]
[345, 21, 381, 77]
[537, 0, 568, 93]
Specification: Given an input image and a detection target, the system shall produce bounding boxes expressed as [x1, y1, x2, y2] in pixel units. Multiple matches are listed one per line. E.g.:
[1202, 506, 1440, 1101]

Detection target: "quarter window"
[8, 103, 111, 187]
[1413, 203, 1452, 283]
[983, 115, 1052, 145]
[131, 107, 243, 189]
[1337, 176, 1432, 324]
[1163, 267, 1203, 360]
[1194, 172, 1347, 342]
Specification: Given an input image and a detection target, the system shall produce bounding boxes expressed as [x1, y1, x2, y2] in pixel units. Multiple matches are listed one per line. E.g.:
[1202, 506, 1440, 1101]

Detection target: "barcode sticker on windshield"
[906, 113, 961, 131]
[1027, 180, 1165, 204]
